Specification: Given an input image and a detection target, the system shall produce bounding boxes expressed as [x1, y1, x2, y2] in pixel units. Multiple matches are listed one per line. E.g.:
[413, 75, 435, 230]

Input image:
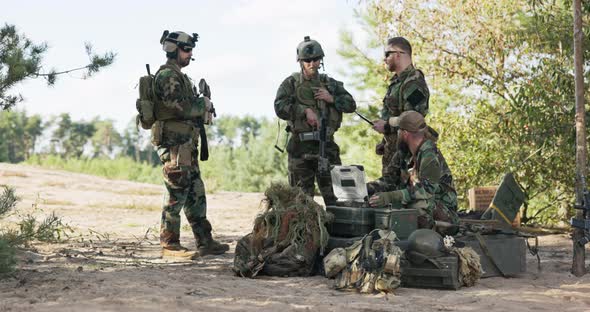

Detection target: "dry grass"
[42, 199, 75, 206]
[113, 188, 162, 196]
[88, 201, 161, 211]
[120, 201, 161, 211]
[42, 181, 67, 188]
[1, 171, 28, 178]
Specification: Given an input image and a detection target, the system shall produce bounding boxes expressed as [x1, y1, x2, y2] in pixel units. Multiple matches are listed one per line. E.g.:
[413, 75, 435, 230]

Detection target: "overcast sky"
[5, 0, 375, 131]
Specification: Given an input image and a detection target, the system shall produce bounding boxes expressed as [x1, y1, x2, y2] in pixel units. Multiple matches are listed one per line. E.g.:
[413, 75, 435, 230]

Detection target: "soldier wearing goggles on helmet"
[153, 30, 228, 259]
[274, 36, 356, 205]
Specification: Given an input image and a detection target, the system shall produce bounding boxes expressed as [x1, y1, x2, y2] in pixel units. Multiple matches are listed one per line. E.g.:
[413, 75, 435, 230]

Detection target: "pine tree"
[0, 23, 115, 110]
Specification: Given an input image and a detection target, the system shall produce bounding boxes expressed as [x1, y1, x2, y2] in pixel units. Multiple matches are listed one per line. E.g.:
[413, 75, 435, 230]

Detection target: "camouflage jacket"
[384, 139, 456, 208]
[274, 72, 356, 135]
[381, 64, 429, 121]
[154, 59, 206, 121]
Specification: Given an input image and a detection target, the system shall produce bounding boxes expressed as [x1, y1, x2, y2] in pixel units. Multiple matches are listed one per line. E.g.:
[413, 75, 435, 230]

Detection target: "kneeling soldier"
[369, 111, 459, 235]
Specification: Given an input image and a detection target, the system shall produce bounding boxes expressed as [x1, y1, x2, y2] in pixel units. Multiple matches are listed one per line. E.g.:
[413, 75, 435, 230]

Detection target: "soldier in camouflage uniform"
[368, 37, 430, 195]
[153, 30, 228, 259]
[274, 36, 356, 205]
[369, 111, 459, 235]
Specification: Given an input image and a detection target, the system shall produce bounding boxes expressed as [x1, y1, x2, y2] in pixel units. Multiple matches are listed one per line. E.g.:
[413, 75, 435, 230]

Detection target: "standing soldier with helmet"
[153, 30, 228, 259]
[274, 36, 356, 205]
[368, 37, 430, 195]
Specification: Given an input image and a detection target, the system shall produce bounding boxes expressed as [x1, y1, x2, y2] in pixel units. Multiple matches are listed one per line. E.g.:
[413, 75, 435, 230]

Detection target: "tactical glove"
[370, 190, 403, 207]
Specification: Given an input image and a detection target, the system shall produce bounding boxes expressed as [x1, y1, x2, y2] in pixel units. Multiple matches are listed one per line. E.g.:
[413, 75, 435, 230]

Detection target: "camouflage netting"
[451, 246, 482, 287]
[233, 182, 331, 278]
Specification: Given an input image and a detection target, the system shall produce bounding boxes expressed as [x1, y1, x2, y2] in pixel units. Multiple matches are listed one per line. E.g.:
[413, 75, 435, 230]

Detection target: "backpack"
[135, 64, 157, 130]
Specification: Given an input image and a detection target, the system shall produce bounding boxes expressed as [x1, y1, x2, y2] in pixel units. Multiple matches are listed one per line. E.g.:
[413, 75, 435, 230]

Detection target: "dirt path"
[1, 163, 590, 311]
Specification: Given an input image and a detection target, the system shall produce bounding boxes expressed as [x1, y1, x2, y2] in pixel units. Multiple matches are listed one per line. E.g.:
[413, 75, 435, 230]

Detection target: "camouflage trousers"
[157, 143, 209, 247]
[414, 192, 460, 236]
[287, 141, 341, 205]
[381, 133, 400, 178]
[432, 189, 460, 235]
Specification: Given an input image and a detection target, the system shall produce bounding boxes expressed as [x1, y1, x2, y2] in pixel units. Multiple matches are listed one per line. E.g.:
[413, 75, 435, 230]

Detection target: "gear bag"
[135, 64, 157, 130]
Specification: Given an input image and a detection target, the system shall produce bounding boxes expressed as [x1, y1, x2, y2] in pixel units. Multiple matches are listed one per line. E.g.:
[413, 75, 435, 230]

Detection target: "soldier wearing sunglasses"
[274, 36, 356, 205]
[367, 37, 430, 195]
[153, 30, 228, 259]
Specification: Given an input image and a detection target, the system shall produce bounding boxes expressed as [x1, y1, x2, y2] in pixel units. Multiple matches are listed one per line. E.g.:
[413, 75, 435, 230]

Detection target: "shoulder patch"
[407, 89, 426, 106]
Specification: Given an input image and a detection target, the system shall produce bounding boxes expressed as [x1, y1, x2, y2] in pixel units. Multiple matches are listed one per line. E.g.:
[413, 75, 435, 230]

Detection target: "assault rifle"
[571, 172, 590, 246]
[193, 78, 216, 161]
[317, 99, 330, 177]
[355, 111, 374, 126]
[197, 78, 216, 125]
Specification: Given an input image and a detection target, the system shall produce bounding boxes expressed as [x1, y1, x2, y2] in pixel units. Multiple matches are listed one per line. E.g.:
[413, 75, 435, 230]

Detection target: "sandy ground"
[0, 162, 590, 311]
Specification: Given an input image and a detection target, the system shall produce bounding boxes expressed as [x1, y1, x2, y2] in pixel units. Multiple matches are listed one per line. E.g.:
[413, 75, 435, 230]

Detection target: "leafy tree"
[0, 23, 115, 110]
[237, 116, 262, 146]
[201, 116, 288, 191]
[0, 110, 44, 162]
[121, 118, 158, 165]
[209, 116, 241, 146]
[89, 118, 122, 158]
[50, 113, 96, 158]
[340, 0, 590, 224]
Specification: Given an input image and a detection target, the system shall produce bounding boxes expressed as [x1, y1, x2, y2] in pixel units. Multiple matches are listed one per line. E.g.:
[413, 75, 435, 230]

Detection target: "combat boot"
[160, 230, 199, 260]
[192, 218, 229, 256]
[198, 239, 229, 256]
[161, 244, 200, 260]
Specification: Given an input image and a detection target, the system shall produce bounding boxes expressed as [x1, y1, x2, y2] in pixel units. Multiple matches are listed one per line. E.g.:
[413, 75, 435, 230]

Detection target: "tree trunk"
[572, 0, 587, 277]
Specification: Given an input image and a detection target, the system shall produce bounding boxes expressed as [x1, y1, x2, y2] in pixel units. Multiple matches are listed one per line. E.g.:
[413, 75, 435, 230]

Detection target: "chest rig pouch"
[151, 65, 200, 149]
[290, 73, 342, 138]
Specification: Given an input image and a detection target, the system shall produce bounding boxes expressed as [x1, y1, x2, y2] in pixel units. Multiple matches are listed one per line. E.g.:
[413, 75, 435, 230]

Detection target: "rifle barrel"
[355, 111, 374, 126]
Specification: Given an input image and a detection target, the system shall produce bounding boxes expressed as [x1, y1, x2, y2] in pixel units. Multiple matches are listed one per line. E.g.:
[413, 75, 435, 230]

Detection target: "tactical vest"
[150, 64, 201, 148]
[288, 72, 343, 137]
[153, 64, 197, 121]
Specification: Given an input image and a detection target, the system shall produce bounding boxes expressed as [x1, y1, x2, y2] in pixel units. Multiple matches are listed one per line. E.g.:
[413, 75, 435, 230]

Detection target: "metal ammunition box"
[374, 208, 418, 240]
[457, 233, 527, 278]
[400, 254, 461, 290]
[326, 206, 375, 237]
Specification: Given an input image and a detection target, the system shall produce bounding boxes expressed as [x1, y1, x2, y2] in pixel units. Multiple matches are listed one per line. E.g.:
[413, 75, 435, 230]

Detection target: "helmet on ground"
[160, 30, 199, 57]
[296, 36, 325, 61]
[407, 229, 445, 258]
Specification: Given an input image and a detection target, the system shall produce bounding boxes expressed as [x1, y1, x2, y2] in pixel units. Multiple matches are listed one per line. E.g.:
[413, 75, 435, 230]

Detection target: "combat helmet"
[407, 229, 445, 258]
[160, 30, 199, 57]
[296, 36, 325, 61]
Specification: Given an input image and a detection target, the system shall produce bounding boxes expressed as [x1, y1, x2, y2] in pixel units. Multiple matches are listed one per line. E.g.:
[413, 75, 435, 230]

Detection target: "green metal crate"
[400, 254, 461, 290]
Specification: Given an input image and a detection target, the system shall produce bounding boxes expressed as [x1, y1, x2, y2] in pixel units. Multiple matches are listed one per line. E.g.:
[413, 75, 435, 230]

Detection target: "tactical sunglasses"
[385, 50, 405, 57]
[180, 46, 193, 53]
[303, 57, 322, 63]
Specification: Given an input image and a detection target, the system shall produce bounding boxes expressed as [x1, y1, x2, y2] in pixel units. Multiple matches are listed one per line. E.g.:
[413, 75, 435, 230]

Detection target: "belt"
[297, 130, 333, 142]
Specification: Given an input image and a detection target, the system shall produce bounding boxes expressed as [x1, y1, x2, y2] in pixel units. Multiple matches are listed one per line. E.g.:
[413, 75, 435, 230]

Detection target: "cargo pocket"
[162, 145, 190, 188]
[176, 140, 194, 167]
[151, 120, 164, 146]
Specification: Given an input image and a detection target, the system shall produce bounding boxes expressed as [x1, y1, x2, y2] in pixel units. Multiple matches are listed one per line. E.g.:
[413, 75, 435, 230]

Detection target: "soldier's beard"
[179, 58, 190, 67]
[397, 139, 410, 155]
[303, 67, 318, 78]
